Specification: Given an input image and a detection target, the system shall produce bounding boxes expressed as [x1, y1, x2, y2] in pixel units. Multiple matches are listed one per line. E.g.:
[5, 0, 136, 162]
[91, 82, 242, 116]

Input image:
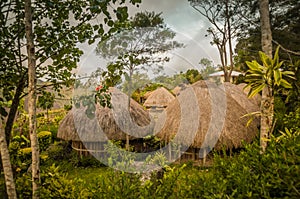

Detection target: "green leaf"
[248, 84, 265, 98]
[273, 46, 280, 66]
[273, 69, 282, 85]
[279, 79, 292, 88]
[246, 61, 260, 71]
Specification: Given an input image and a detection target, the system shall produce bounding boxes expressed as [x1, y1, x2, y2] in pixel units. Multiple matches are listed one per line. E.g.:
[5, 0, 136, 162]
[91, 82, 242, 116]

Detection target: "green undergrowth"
[7, 130, 299, 198]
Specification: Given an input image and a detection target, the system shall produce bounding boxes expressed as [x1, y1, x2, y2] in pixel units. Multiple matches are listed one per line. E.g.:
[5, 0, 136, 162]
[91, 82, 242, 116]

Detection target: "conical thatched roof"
[155, 80, 259, 150]
[143, 87, 175, 108]
[223, 82, 260, 114]
[57, 88, 154, 142]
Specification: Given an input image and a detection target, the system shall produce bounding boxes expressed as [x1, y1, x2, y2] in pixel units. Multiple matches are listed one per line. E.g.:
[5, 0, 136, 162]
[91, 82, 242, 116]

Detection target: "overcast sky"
[77, 0, 221, 77]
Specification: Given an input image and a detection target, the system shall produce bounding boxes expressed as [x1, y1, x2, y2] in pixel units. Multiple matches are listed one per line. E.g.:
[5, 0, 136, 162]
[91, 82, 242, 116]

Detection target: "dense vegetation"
[1, 0, 300, 198]
[1, 116, 299, 198]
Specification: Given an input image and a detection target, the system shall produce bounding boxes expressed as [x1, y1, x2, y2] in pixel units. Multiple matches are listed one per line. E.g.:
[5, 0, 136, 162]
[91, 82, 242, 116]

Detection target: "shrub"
[38, 131, 52, 151]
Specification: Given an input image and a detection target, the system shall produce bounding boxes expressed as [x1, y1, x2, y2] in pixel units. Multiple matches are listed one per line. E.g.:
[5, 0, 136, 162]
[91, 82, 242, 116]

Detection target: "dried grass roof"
[155, 80, 259, 150]
[223, 82, 260, 113]
[143, 87, 175, 108]
[57, 88, 154, 142]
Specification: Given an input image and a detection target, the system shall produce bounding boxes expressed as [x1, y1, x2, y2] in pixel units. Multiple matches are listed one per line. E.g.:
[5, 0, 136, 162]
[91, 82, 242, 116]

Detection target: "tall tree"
[96, 11, 183, 150]
[0, 0, 141, 196]
[24, 0, 40, 196]
[0, 0, 141, 144]
[258, 0, 273, 152]
[188, 0, 240, 82]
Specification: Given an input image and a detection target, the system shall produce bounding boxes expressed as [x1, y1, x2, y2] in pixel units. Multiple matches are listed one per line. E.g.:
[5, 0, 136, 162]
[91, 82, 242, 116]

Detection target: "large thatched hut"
[155, 81, 259, 161]
[143, 87, 175, 120]
[57, 88, 154, 156]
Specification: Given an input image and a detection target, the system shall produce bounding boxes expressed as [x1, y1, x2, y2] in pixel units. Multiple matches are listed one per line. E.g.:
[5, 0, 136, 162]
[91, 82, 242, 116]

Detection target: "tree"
[37, 91, 55, 122]
[199, 58, 217, 79]
[1, 0, 141, 196]
[96, 11, 183, 150]
[235, 0, 300, 70]
[24, 0, 40, 196]
[245, 47, 295, 151]
[258, 0, 273, 152]
[185, 69, 203, 84]
[1, 0, 140, 145]
[188, 0, 240, 82]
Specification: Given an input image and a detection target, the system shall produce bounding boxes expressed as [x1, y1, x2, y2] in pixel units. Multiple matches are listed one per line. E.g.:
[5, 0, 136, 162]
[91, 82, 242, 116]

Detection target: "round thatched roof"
[155, 80, 259, 150]
[57, 89, 154, 142]
[143, 87, 175, 108]
[223, 82, 260, 114]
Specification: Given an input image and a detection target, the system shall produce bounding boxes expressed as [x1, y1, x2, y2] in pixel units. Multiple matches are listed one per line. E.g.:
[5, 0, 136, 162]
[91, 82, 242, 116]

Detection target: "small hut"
[155, 80, 259, 161]
[57, 88, 154, 156]
[143, 87, 175, 120]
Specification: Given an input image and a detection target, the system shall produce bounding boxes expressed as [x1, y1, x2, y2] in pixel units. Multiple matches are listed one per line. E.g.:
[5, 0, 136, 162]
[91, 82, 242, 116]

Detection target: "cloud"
[78, 0, 221, 76]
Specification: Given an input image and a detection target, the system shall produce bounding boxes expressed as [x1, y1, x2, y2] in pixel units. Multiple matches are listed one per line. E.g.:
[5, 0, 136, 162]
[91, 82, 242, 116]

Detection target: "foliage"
[185, 69, 203, 84]
[154, 72, 187, 89]
[88, 170, 141, 198]
[0, 0, 141, 149]
[37, 91, 55, 111]
[97, 11, 183, 93]
[37, 131, 52, 151]
[199, 58, 217, 80]
[188, 0, 242, 81]
[235, 0, 300, 70]
[245, 46, 295, 97]
[281, 108, 300, 132]
[11, 129, 300, 198]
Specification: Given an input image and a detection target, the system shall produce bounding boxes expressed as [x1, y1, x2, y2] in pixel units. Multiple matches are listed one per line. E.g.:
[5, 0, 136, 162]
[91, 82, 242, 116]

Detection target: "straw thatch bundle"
[223, 82, 260, 113]
[155, 81, 259, 150]
[57, 88, 154, 142]
[144, 87, 175, 108]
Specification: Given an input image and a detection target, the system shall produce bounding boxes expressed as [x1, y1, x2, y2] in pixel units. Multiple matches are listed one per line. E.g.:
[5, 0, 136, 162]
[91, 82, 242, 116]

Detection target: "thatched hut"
[143, 87, 175, 120]
[57, 88, 154, 156]
[155, 80, 259, 161]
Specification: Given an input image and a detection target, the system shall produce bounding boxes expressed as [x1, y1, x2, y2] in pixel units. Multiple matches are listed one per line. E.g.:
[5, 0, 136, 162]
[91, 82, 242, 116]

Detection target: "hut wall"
[71, 141, 106, 157]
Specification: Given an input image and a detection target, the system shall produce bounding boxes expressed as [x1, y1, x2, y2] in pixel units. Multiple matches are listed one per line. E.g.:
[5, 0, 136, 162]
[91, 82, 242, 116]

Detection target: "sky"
[77, 0, 221, 77]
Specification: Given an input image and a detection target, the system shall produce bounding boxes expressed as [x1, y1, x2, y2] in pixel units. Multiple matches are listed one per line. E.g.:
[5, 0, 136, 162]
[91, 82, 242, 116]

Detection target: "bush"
[16, 164, 91, 198]
[37, 131, 52, 151]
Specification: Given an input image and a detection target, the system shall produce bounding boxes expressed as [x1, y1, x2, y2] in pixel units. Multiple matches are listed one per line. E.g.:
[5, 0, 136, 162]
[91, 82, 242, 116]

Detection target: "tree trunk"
[125, 69, 133, 151]
[0, 118, 17, 199]
[259, 0, 273, 153]
[25, 0, 40, 198]
[5, 77, 25, 145]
